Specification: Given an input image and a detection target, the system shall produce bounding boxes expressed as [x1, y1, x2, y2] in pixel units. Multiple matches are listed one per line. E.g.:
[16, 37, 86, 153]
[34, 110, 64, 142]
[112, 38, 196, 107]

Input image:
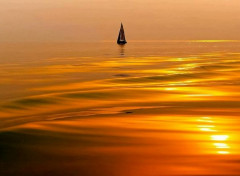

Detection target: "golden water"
[1, 41, 240, 175]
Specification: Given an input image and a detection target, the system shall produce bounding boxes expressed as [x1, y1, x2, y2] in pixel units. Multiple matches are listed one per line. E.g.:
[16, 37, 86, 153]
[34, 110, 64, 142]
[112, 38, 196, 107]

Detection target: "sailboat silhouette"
[117, 23, 127, 45]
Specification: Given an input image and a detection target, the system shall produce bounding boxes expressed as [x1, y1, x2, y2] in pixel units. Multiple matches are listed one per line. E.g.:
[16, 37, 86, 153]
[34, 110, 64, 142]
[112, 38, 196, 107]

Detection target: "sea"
[1, 41, 240, 175]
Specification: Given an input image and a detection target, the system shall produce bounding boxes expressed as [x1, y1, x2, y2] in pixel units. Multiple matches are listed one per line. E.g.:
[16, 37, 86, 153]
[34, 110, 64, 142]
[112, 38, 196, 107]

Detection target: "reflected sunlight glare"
[211, 135, 229, 141]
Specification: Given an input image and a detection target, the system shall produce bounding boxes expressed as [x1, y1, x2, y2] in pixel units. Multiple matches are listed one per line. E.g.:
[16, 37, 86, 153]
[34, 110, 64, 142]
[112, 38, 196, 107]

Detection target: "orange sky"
[1, 0, 240, 42]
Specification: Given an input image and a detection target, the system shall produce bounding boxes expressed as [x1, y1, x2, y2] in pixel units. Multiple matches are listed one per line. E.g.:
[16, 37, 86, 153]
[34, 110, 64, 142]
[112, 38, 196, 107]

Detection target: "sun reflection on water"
[198, 117, 231, 155]
[211, 135, 229, 141]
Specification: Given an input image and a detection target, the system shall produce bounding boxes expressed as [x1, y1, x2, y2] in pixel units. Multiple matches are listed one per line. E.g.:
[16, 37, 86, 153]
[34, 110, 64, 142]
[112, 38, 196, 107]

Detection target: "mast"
[117, 23, 127, 44]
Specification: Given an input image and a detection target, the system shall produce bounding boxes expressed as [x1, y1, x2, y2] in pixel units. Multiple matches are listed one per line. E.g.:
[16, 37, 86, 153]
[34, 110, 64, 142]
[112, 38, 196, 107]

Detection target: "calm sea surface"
[1, 41, 240, 175]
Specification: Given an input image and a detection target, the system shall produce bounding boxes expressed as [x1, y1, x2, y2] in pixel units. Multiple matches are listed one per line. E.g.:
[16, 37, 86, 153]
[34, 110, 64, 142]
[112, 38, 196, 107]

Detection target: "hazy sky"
[1, 0, 240, 42]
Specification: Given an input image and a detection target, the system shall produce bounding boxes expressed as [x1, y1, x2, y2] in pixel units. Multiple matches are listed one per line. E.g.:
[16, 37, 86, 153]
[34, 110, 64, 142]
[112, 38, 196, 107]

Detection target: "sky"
[0, 0, 240, 42]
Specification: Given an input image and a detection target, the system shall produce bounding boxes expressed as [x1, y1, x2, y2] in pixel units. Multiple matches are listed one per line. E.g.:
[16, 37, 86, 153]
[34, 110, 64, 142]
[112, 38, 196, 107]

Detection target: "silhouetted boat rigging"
[117, 23, 127, 45]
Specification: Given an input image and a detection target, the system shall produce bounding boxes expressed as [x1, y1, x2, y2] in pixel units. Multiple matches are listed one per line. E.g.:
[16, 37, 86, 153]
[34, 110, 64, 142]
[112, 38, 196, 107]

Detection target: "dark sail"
[117, 23, 127, 44]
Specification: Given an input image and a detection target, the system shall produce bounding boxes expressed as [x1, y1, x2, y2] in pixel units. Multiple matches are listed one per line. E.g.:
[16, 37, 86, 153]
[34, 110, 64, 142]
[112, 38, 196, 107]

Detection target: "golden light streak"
[217, 151, 230, 155]
[211, 135, 229, 141]
[213, 143, 229, 149]
[165, 87, 177, 91]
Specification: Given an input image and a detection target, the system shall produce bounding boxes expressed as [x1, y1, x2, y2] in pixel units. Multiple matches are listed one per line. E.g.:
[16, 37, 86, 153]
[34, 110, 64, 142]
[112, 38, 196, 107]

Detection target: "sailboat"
[117, 23, 127, 45]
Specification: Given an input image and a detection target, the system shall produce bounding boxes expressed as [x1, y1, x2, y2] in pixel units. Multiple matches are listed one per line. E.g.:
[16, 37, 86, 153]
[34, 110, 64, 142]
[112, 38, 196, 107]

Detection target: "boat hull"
[117, 41, 127, 45]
